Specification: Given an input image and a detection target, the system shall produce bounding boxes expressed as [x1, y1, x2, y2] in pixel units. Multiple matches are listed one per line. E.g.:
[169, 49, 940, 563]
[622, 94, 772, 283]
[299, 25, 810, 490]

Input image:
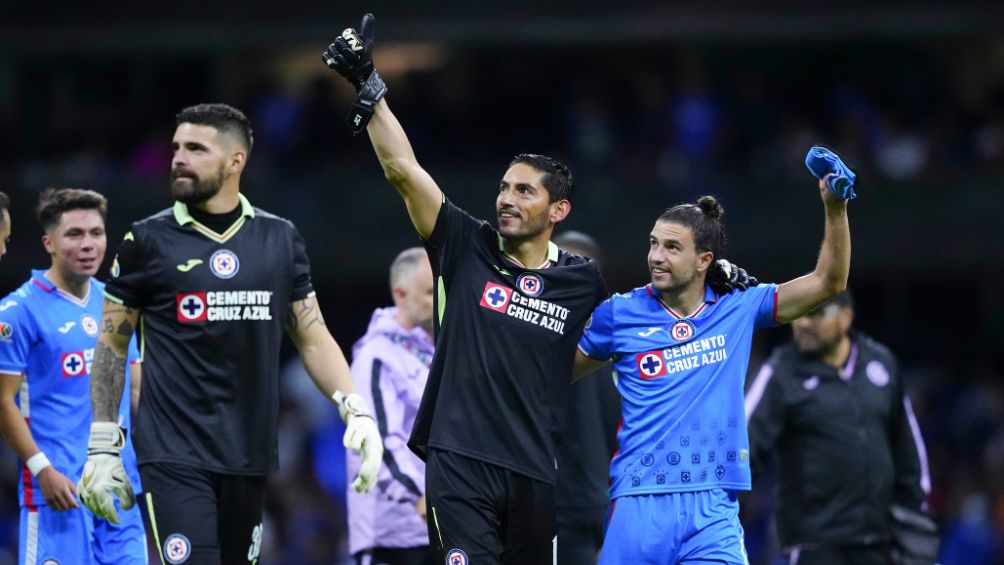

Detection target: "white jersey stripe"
[18, 377, 29, 418]
[903, 396, 931, 495]
[744, 363, 774, 422]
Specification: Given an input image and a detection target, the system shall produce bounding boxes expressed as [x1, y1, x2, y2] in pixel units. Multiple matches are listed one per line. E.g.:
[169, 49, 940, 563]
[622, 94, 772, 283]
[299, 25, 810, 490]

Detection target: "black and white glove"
[333, 391, 383, 493]
[322, 13, 388, 135]
[707, 259, 759, 294]
[77, 422, 135, 524]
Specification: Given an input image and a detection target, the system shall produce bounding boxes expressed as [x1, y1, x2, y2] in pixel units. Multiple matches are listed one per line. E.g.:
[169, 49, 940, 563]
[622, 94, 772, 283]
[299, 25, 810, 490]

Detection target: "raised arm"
[285, 295, 383, 493]
[774, 177, 851, 324]
[366, 100, 443, 239]
[323, 14, 443, 239]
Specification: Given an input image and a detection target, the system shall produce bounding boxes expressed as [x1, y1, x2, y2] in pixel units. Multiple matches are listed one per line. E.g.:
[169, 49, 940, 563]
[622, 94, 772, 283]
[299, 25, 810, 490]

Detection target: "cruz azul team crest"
[210, 249, 239, 279]
[516, 273, 543, 297]
[446, 549, 468, 565]
[670, 319, 696, 341]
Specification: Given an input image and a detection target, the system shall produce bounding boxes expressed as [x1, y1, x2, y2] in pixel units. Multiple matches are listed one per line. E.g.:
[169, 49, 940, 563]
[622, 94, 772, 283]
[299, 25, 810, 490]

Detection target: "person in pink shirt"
[348, 247, 435, 565]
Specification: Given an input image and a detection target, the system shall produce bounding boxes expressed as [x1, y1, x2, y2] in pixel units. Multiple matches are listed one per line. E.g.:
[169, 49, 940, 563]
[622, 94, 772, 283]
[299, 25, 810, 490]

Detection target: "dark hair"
[818, 288, 854, 311]
[656, 195, 727, 260]
[0, 191, 9, 224]
[508, 153, 573, 203]
[36, 188, 107, 232]
[176, 103, 254, 153]
[554, 230, 604, 267]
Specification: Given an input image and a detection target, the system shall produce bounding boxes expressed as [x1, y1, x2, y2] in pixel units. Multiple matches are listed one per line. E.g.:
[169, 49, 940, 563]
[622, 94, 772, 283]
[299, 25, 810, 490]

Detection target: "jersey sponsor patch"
[670, 319, 696, 341]
[516, 273, 543, 297]
[0, 321, 13, 340]
[177, 293, 208, 322]
[210, 249, 239, 279]
[80, 314, 99, 337]
[636, 351, 667, 380]
[61, 352, 86, 377]
[164, 533, 191, 563]
[445, 548, 469, 565]
[479, 282, 511, 312]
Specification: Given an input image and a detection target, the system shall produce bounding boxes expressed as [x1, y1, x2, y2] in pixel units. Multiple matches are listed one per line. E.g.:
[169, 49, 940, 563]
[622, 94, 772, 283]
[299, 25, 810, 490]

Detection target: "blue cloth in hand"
[805, 146, 857, 200]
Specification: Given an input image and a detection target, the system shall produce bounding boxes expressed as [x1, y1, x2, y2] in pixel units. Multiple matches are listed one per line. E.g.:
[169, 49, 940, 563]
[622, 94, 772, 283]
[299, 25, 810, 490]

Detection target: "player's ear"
[41, 233, 54, 254]
[838, 306, 853, 333]
[549, 199, 571, 224]
[696, 251, 714, 273]
[228, 149, 247, 175]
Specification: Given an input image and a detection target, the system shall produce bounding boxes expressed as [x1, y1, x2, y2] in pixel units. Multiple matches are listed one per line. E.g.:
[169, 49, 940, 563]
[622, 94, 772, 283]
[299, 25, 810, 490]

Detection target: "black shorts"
[426, 449, 555, 565]
[140, 462, 266, 565]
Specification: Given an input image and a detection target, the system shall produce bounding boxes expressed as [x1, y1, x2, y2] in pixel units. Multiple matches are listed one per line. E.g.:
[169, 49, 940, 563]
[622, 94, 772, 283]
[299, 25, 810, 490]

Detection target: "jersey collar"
[30, 269, 92, 307]
[173, 194, 255, 244]
[496, 234, 559, 269]
[645, 284, 717, 319]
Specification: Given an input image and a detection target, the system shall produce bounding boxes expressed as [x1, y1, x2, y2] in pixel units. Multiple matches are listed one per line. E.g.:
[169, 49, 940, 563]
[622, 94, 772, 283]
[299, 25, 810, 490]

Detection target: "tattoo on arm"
[286, 297, 326, 335]
[116, 320, 133, 337]
[91, 342, 127, 422]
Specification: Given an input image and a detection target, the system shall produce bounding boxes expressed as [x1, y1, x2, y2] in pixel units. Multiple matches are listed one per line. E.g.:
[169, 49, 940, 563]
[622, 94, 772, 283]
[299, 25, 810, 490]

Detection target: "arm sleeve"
[289, 224, 316, 301]
[751, 283, 781, 330]
[352, 346, 424, 500]
[889, 355, 930, 509]
[104, 229, 149, 307]
[424, 197, 481, 283]
[744, 361, 785, 480]
[0, 298, 34, 375]
[578, 297, 615, 361]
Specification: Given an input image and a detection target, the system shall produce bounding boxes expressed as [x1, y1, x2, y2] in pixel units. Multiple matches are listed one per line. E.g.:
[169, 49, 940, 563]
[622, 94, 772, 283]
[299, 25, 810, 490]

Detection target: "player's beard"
[171, 164, 226, 205]
[650, 265, 698, 296]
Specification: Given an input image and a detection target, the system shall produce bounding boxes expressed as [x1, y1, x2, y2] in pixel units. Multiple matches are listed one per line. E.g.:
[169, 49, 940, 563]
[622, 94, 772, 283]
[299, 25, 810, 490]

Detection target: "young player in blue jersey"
[0, 188, 145, 565]
[575, 170, 853, 564]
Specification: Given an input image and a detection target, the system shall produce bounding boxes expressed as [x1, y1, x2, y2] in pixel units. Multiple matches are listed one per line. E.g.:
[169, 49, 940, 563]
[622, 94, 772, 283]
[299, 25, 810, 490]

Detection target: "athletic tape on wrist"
[26, 452, 51, 477]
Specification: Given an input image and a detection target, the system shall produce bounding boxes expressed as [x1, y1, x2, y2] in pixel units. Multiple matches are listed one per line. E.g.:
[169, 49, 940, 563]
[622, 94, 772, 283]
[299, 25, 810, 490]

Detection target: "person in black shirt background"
[745, 290, 937, 565]
[552, 231, 620, 565]
[77, 103, 383, 564]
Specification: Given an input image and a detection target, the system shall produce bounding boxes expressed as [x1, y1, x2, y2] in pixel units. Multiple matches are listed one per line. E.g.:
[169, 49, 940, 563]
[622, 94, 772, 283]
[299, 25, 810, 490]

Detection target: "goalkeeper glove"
[708, 259, 759, 294]
[322, 13, 388, 135]
[77, 422, 135, 524]
[333, 391, 383, 493]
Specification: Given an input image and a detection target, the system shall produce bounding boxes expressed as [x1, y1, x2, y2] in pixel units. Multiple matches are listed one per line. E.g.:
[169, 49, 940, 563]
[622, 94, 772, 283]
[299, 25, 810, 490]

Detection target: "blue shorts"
[19, 500, 147, 565]
[599, 489, 749, 565]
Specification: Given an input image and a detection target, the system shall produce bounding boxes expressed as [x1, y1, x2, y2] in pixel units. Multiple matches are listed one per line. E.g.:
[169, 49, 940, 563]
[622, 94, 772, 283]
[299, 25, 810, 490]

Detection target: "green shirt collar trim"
[497, 235, 560, 266]
[173, 194, 255, 226]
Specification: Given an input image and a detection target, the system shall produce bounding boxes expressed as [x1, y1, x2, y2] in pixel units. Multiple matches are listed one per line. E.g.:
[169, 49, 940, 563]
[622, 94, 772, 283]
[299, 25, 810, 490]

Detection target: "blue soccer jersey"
[0, 271, 141, 507]
[579, 283, 778, 499]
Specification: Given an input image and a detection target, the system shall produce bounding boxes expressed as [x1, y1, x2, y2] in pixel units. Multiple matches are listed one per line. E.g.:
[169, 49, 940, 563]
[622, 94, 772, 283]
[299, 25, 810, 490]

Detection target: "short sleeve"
[750, 283, 780, 330]
[104, 229, 149, 308]
[289, 225, 315, 301]
[578, 297, 616, 361]
[424, 198, 482, 279]
[127, 334, 141, 365]
[0, 297, 34, 376]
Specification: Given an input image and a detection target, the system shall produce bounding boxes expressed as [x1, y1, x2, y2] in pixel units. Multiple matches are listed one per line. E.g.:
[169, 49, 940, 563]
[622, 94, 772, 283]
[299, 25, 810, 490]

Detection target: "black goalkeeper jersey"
[104, 195, 314, 475]
[409, 199, 608, 484]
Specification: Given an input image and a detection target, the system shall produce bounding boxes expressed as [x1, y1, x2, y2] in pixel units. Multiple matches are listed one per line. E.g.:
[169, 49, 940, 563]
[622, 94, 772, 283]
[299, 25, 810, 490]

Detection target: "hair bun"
[697, 195, 723, 220]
